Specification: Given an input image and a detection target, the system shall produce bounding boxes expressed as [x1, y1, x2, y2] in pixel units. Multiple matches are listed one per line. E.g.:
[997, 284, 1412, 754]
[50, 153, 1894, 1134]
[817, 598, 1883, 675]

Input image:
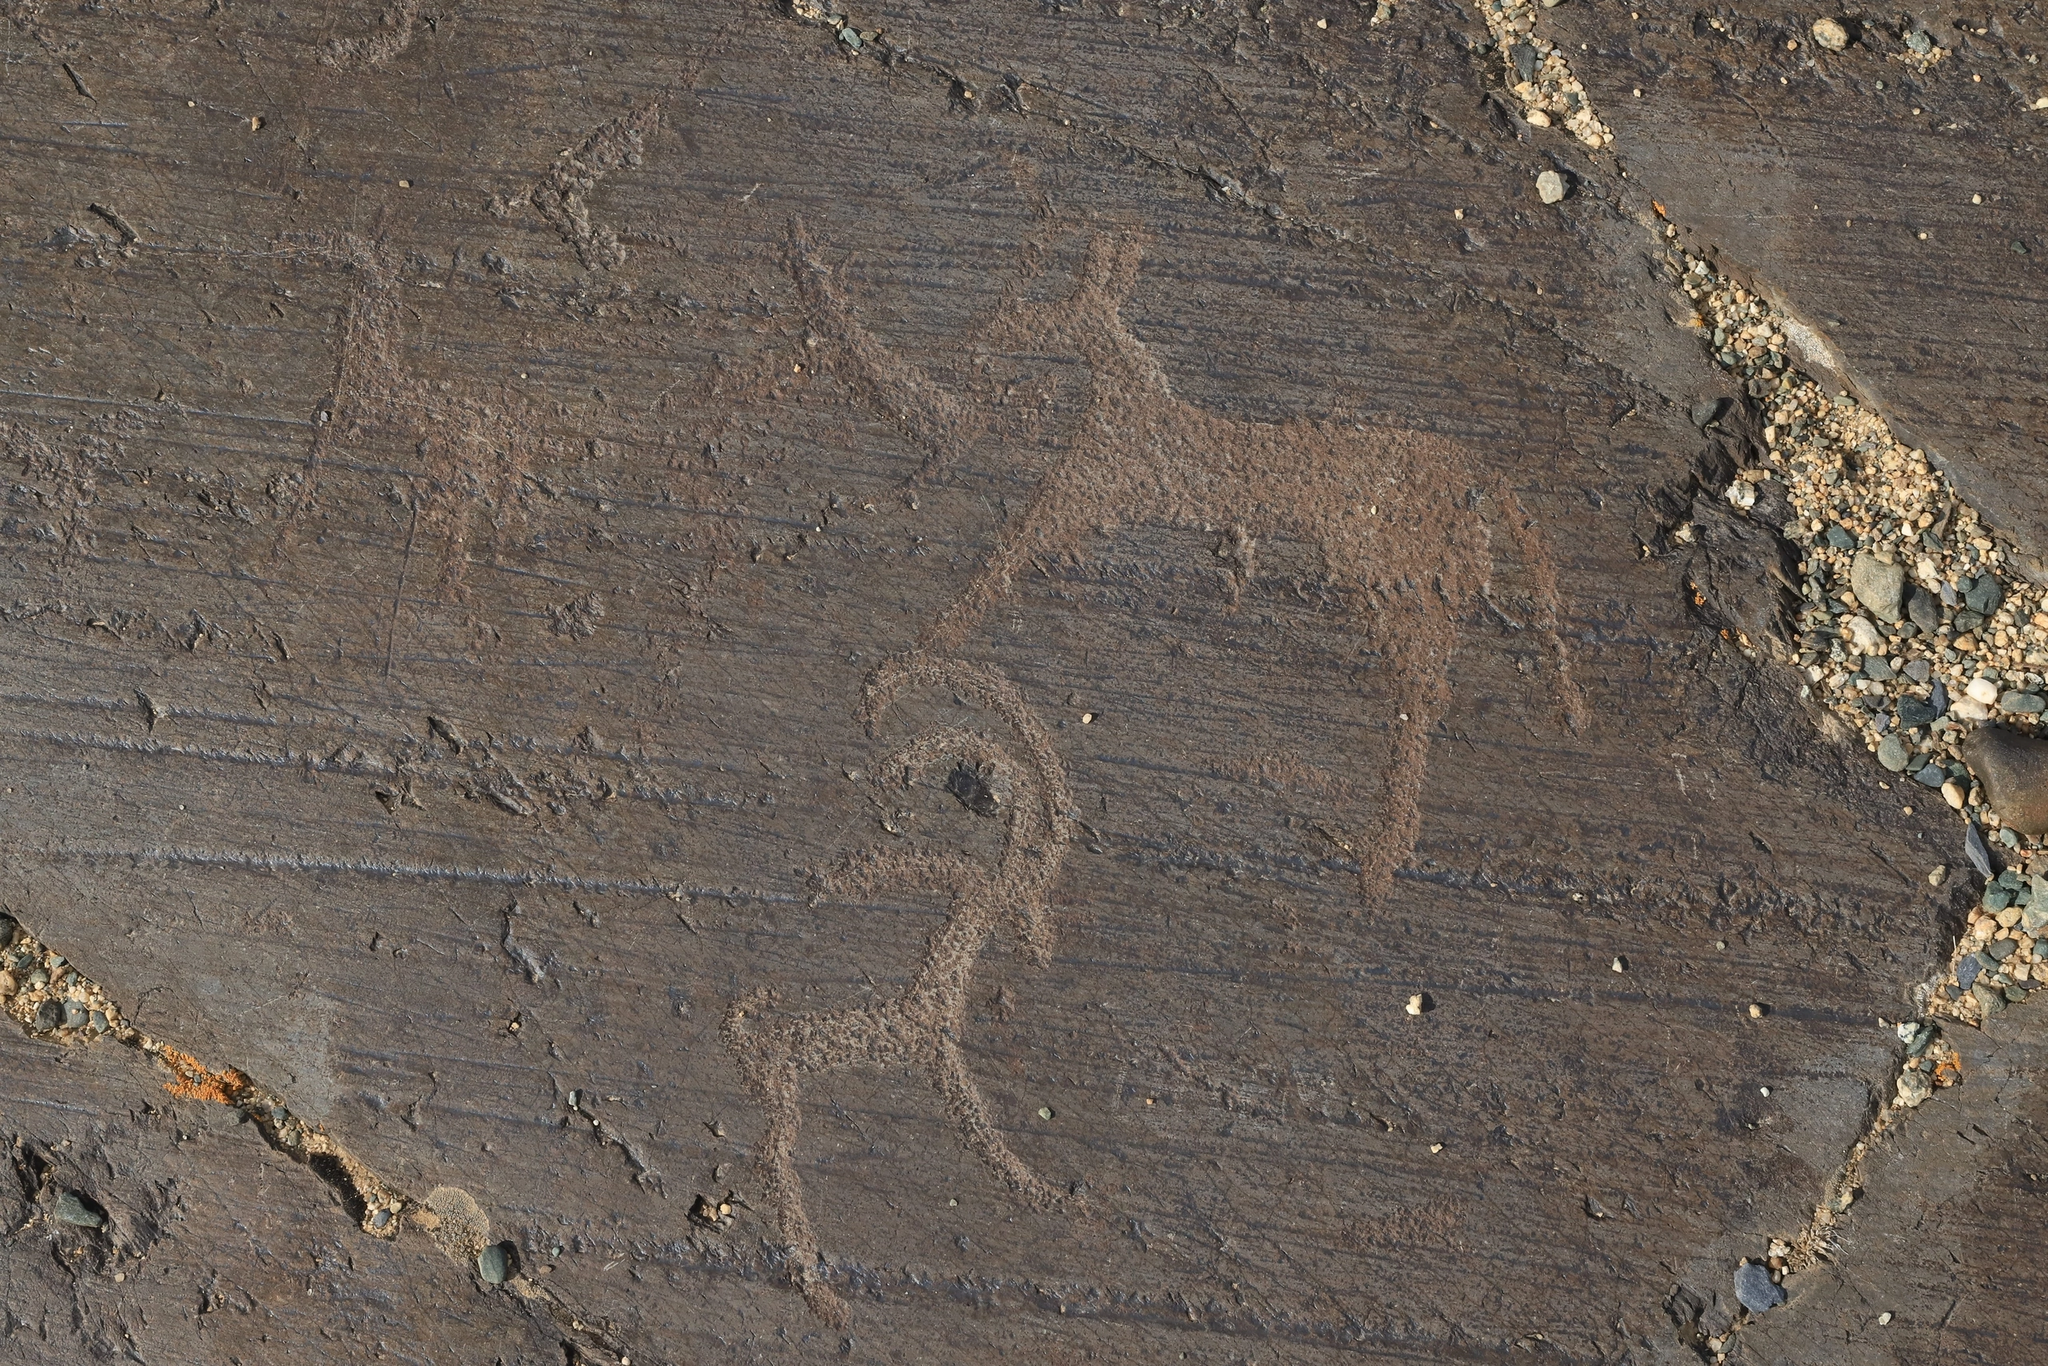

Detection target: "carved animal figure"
[724, 226, 1582, 1323]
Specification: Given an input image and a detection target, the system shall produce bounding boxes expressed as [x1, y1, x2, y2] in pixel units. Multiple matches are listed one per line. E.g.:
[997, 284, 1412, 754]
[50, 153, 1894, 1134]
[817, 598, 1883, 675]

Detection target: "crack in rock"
[0, 911, 640, 1366]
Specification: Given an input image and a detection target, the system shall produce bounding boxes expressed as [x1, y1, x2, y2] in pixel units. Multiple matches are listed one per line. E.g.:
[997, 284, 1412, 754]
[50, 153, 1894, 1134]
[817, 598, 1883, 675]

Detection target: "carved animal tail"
[1492, 476, 1587, 735]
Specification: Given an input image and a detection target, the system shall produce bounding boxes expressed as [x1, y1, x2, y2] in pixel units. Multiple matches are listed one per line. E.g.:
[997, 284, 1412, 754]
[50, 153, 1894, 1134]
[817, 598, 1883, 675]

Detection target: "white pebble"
[1966, 677, 2001, 705]
[1536, 169, 1566, 203]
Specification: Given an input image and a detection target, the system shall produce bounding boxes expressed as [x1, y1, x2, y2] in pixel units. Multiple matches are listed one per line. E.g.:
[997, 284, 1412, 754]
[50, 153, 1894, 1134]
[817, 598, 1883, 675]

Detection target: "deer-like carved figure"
[724, 226, 1583, 1324]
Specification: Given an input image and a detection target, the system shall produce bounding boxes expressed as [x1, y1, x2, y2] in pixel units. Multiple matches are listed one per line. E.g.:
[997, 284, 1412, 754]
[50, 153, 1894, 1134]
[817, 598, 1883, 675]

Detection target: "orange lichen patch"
[1932, 1052, 1964, 1088]
[157, 1045, 251, 1104]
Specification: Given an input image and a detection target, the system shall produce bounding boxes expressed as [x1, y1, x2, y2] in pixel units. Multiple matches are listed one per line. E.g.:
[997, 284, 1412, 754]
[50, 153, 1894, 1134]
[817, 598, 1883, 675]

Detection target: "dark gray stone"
[1733, 1262, 1786, 1313]
[1907, 586, 1942, 635]
[477, 1241, 516, 1284]
[1966, 574, 2004, 616]
[1966, 822, 1995, 879]
[54, 1191, 105, 1229]
[1896, 696, 1938, 728]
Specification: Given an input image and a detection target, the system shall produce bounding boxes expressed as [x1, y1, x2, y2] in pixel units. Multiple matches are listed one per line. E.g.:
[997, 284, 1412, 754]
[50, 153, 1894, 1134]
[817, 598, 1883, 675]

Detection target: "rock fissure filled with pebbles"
[1480, 0, 1617, 149]
[1672, 245, 2048, 1033]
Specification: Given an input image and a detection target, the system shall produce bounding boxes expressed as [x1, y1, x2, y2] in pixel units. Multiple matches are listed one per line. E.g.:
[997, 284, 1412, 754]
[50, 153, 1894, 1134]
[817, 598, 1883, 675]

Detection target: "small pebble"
[1851, 553, 1906, 623]
[1877, 735, 1911, 772]
[477, 1241, 515, 1284]
[1810, 16, 1849, 50]
[1536, 170, 1566, 203]
[54, 1191, 105, 1229]
[1965, 821, 1994, 878]
[1906, 588, 1941, 636]
[1734, 1261, 1786, 1313]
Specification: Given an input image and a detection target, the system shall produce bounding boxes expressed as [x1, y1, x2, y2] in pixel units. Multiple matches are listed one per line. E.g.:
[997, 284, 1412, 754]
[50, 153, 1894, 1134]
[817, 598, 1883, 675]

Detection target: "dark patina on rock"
[1962, 725, 2048, 840]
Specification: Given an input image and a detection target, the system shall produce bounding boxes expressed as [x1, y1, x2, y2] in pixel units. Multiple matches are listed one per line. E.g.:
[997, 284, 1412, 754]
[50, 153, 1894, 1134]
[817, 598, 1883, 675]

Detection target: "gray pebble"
[1906, 587, 1941, 636]
[1512, 41, 1539, 82]
[1536, 170, 1567, 205]
[54, 1191, 104, 1229]
[1864, 655, 1895, 681]
[1958, 954, 1982, 990]
[1851, 553, 1906, 623]
[2003, 691, 2046, 715]
[1931, 679, 1950, 715]
[61, 1000, 88, 1029]
[1734, 1262, 1786, 1313]
[1987, 938, 2018, 961]
[31, 999, 60, 1031]
[477, 1241, 515, 1284]
[1896, 697, 1938, 728]
[1973, 980, 2005, 1014]
[1906, 26, 1933, 54]
[1940, 580, 1959, 608]
[1966, 822, 1994, 879]
[1825, 524, 1856, 550]
[1915, 763, 1948, 788]
[1966, 574, 2004, 616]
[1877, 735, 1911, 771]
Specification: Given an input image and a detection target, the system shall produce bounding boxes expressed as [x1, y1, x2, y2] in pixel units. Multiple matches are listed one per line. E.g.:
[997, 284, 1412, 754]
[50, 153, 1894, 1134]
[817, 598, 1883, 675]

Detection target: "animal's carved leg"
[929, 1033, 1070, 1211]
[722, 997, 853, 1327]
[1356, 605, 1458, 898]
[1490, 477, 1587, 733]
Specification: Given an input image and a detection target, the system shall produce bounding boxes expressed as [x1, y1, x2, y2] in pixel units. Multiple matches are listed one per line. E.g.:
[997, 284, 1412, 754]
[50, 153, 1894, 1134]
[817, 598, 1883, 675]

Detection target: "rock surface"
[0, 1, 2041, 1364]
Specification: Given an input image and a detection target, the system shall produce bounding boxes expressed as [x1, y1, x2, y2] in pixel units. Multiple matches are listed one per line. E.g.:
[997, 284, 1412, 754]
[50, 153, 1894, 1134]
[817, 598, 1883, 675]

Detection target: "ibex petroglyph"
[725, 225, 1582, 1323]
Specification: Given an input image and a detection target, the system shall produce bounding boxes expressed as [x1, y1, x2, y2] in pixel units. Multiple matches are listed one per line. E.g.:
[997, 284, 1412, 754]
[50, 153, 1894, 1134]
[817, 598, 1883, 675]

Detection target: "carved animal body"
[724, 227, 1582, 1324]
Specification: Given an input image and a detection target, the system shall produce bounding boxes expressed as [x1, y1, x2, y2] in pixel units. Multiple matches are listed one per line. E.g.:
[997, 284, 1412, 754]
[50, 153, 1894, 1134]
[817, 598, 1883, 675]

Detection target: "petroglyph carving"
[724, 226, 1582, 1323]
[321, 0, 422, 70]
[296, 236, 558, 598]
[724, 656, 1074, 1325]
[791, 222, 1583, 894]
[523, 107, 660, 271]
